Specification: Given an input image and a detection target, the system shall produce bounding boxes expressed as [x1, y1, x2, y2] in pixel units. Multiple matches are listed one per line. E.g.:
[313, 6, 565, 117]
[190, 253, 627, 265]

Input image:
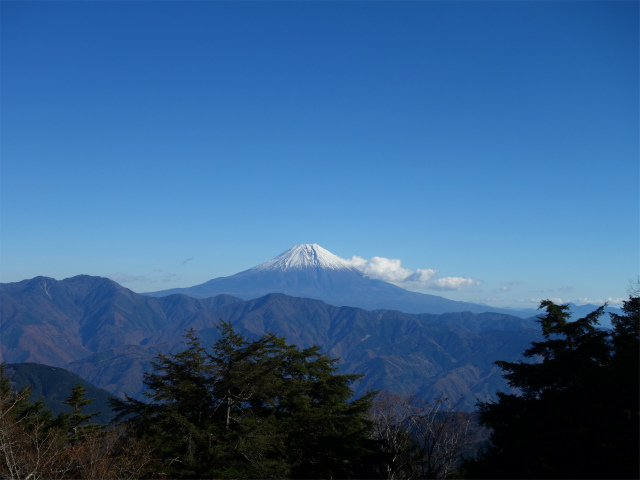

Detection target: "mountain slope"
[67, 293, 539, 408]
[5, 362, 116, 424]
[146, 244, 525, 316]
[1, 275, 544, 408]
[1, 276, 171, 364]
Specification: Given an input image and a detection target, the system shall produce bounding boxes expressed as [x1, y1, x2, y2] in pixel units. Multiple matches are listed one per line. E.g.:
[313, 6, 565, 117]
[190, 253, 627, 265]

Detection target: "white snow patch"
[42, 280, 52, 300]
[254, 244, 357, 271]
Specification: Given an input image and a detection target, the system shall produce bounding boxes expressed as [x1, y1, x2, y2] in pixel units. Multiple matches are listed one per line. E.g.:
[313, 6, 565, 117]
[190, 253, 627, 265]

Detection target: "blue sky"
[1, 0, 638, 308]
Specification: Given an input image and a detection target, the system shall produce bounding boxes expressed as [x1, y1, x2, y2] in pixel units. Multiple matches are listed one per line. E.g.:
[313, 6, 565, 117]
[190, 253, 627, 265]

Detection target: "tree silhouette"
[465, 295, 639, 479]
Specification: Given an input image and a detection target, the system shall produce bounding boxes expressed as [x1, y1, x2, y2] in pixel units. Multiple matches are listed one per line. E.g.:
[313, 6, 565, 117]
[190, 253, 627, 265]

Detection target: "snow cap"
[254, 244, 355, 271]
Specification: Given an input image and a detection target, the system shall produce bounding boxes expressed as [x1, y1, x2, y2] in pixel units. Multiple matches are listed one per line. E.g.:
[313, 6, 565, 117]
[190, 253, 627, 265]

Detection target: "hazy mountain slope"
[5, 362, 115, 424]
[67, 345, 159, 400]
[146, 244, 528, 316]
[0, 276, 244, 365]
[1, 277, 92, 364]
[3, 274, 604, 409]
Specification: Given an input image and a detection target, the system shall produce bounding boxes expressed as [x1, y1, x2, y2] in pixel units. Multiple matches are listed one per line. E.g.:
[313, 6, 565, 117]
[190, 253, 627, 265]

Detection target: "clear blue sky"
[2, 0, 638, 308]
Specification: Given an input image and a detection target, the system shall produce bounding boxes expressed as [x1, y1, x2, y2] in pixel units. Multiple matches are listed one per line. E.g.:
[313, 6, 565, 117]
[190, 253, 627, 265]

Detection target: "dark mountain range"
[1, 274, 545, 409]
[146, 244, 534, 317]
[4, 362, 115, 424]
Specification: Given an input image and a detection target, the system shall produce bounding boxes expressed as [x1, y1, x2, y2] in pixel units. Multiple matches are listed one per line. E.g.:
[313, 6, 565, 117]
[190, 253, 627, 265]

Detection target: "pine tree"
[465, 296, 640, 479]
[606, 294, 639, 478]
[58, 384, 102, 442]
[112, 328, 219, 478]
[268, 340, 377, 479]
[112, 321, 377, 479]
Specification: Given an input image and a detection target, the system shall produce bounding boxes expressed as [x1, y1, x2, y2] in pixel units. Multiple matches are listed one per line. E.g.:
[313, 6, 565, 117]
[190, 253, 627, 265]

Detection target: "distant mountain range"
[1, 274, 544, 409]
[0, 245, 619, 409]
[146, 244, 535, 317]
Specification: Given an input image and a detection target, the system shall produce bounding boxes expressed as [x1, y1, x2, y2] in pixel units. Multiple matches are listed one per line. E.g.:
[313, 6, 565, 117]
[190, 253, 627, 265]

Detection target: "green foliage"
[111, 321, 377, 479]
[465, 295, 640, 479]
[6, 362, 116, 424]
[56, 384, 103, 442]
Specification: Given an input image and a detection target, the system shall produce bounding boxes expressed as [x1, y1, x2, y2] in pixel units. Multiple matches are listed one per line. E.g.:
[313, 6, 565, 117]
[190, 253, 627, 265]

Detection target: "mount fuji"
[147, 244, 524, 316]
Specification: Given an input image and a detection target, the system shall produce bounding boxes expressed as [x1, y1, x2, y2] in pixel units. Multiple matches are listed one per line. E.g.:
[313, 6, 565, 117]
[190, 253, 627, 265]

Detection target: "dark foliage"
[0, 364, 153, 479]
[5, 362, 116, 424]
[465, 295, 639, 479]
[111, 320, 378, 479]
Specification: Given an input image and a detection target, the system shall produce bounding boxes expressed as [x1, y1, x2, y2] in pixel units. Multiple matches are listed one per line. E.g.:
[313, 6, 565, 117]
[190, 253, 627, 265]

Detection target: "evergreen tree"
[111, 328, 219, 478]
[606, 294, 639, 477]
[465, 296, 640, 479]
[57, 384, 102, 442]
[268, 340, 377, 479]
[112, 321, 377, 479]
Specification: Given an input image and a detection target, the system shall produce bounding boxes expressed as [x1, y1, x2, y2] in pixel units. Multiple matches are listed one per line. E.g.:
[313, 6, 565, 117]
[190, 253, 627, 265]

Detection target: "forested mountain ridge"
[0, 275, 241, 362]
[0, 275, 542, 408]
[1, 296, 636, 480]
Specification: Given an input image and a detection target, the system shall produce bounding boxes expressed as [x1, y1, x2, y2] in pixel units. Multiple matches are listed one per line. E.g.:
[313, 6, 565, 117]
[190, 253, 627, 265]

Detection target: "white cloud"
[107, 270, 181, 285]
[405, 268, 439, 283]
[558, 286, 575, 293]
[520, 297, 566, 306]
[348, 256, 414, 283]
[107, 273, 152, 284]
[346, 255, 368, 271]
[346, 255, 479, 291]
[519, 296, 625, 308]
[576, 297, 625, 307]
[546, 297, 565, 304]
[428, 276, 477, 290]
[606, 297, 625, 304]
[163, 272, 178, 282]
[493, 281, 521, 294]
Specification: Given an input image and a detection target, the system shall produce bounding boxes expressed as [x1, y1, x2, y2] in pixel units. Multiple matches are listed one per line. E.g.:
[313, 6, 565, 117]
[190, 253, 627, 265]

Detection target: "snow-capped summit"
[146, 243, 522, 316]
[253, 244, 356, 272]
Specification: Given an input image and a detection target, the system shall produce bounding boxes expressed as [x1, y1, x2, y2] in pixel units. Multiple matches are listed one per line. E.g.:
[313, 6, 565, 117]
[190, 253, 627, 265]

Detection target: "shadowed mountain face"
[0, 274, 542, 409]
[146, 244, 529, 316]
[5, 362, 116, 424]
